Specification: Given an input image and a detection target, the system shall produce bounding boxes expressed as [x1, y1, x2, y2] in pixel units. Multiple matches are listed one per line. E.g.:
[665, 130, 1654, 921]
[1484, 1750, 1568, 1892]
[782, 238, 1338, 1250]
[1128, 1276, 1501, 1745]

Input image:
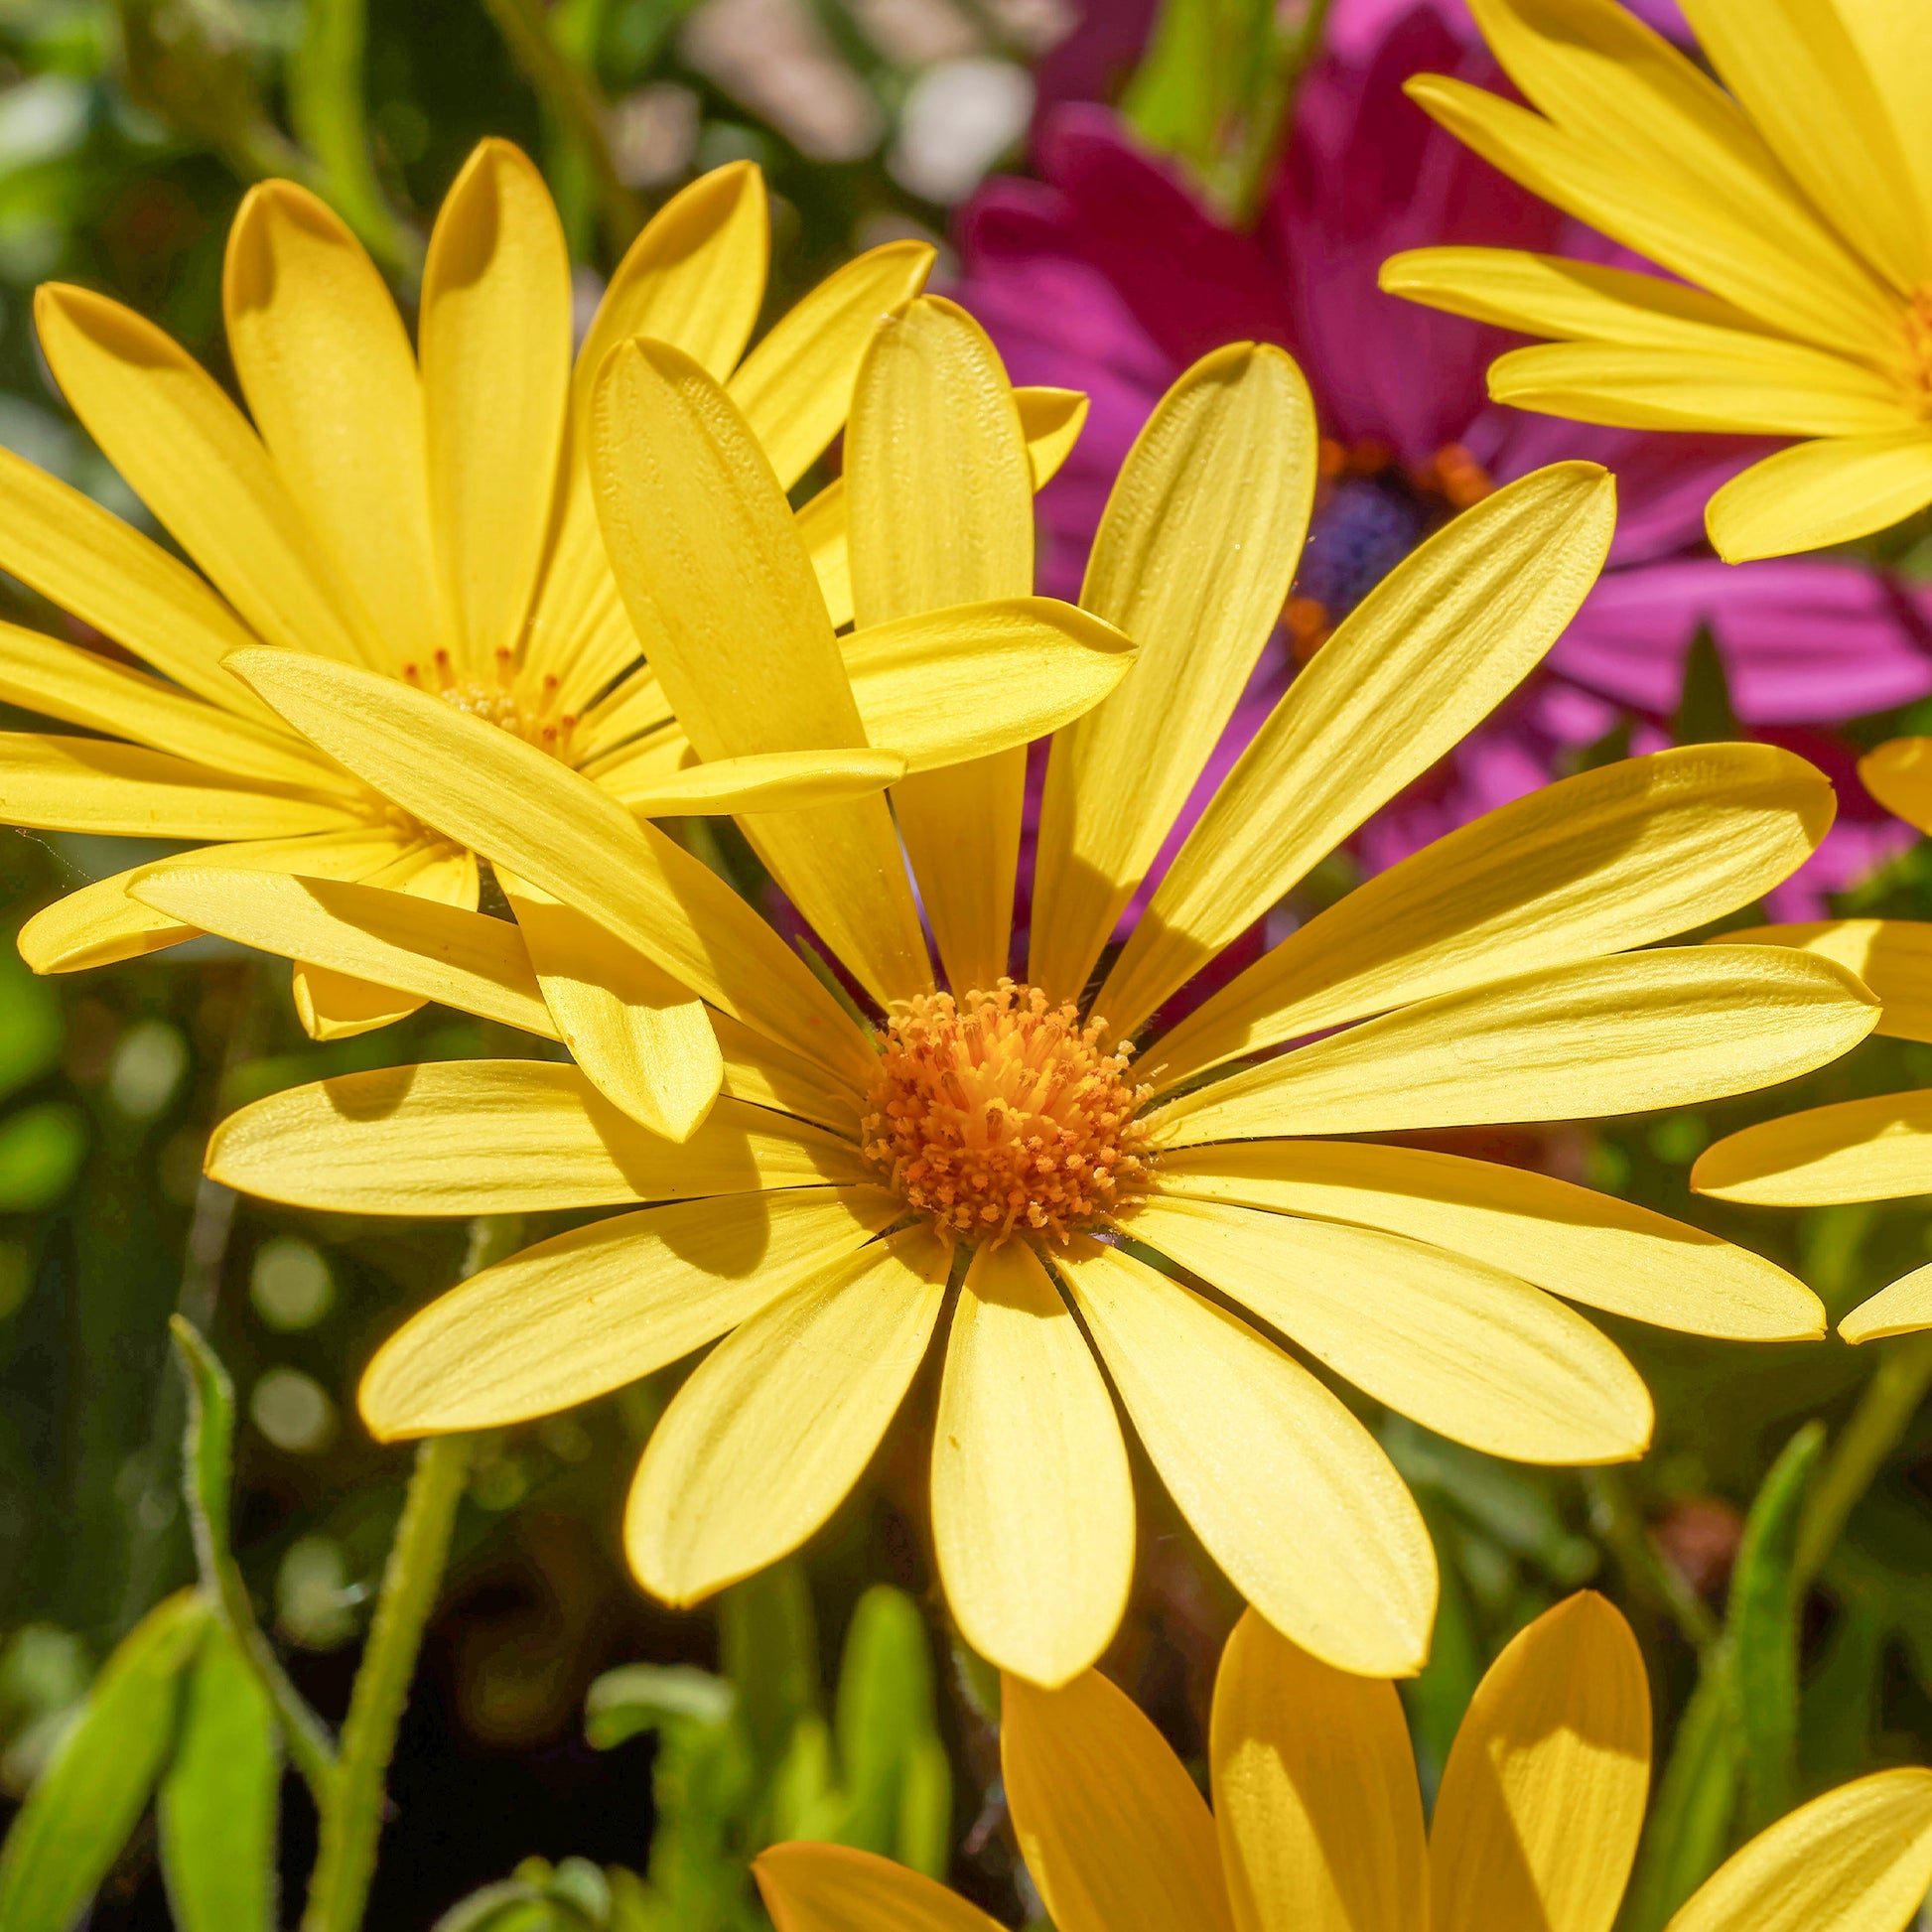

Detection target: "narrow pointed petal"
[1841, 1266, 1932, 1345]
[1712, 919, 1932, 1046]
[756, 1844, 1004, 1932]
[1056, 1238, 1436, 1677]
[617, 748, 905, 816]
[1694, 1091, 1932, 1206]
[932, 1241, 1133, 1688]
[1706, 433, 1932, 563]
[1001, 1666, 1234, 1932]
[1861, 736, 1932, 836]
[1210, 1608, 1427, 1932]
[1430, 1591, 1650, 1932]
[625, 1227, 948, 1604]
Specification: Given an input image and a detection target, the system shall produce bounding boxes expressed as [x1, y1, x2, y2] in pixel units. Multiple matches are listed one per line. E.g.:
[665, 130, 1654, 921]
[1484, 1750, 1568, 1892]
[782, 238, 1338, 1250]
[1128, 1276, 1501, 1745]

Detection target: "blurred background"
[2, 0, 1932, 1925]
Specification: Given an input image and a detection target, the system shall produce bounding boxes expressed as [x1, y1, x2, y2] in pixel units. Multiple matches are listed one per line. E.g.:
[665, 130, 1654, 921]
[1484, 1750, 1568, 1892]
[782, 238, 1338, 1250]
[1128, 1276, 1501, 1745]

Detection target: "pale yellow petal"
[1693, 1090, 1932, 1206]
[206, 1061, 867, 1213]
[1430, 1591, 1649, 1932]
[592, 337, 929, 1006]
[931, 1240, 1133, 1688]
[1155, 1139, 1823, 1341]
[1153, 742, 1832, 1089]
[710, 1009, 868, 1136]
[1861, 735, 1932, 836]
[228, 648, 877, 1091]
[1056, 1237, 1436, 1677]
[0, 619, 352, 793]
[1705, 430, 1932, 562]
[1210, 1608, 1427, 1932]
[574, 668, 673, 764]
[1017, 384, 1088, 484]
[1130, 1196, 1653, 1464]
[34, 283, 383, 667]
[223, 180, 444, 669]
[1098, 463, 1614, 1035]
[625, 1227, 948, 1604]
[360, 1184, 900, 1437]
[1838, 1, 1932, 233]
[499, 867, 723, 1142]
[420, 139, 571, 677]
[616, 747, 905, 817]
[1667, 1767, 1932, 1932]
[0, 732, 356, 839]
[1488, 339, 1909, 438]
[1677, 0, 1928, 295]
[1840, 1265, 1932, 1345]
[849, 295, 1034, 993]
[1030, 345, 1316, 1002]
[0, 446, 278, 721]
[756, 1845, 1004, 1932]
[1715, 918, 1932, 1045]
[1155, 947, 1877, 1147]
[726, 241, 935, 490]
[1002, 1666, 1234, 1932]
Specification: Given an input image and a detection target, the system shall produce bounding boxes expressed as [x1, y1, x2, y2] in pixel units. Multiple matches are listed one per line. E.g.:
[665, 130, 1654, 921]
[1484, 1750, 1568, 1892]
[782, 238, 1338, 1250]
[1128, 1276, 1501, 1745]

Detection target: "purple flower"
[956, 3, 1932, 925]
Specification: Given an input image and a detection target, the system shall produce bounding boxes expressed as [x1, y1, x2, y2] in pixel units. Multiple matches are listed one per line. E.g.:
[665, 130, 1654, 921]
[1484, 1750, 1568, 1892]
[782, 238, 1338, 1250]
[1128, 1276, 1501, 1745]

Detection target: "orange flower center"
[400, 647, 578, 759]
[862, 979, 1155, 1246]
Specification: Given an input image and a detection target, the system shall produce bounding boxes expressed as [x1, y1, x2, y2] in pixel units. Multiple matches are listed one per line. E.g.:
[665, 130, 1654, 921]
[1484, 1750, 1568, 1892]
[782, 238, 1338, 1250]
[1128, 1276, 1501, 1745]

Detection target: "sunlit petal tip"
[1839, 1268, 1932, 1346]
[1859, 737, 1932, 836]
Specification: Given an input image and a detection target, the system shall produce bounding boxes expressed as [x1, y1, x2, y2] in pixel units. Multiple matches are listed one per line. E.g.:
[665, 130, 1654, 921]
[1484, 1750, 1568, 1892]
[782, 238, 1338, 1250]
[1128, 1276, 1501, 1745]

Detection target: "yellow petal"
[849, 296, 1034, 993]
[575, 669, 673, 765]
[1056, 1237, 1436, 1677]
[1840, 1265, 1932, 1345]
[1098, 463, 1614, 1036]
[0, 619, 352, 794]
[726, 241, 935, 491]
[1130, 1196, 1652, 1464]
[798, 382, 1090, 632]
[1210, 1608, 1426, 1932]
[1030, 345, 1316, 1002]
[1407, 41, 1896, 362]
[360, 1184, 899, 1437]
[1380, 243, 1785, 343]
[1676, 0, 1928, 296]
[617, 747, 906, 816]
[625, 1226, 948, 1604]
[223, 180, 444, 670]
[710, 1009, 869, 1136]
[1156, 1139, 1823, 1341]
[34, 283, 383, 667]
[1669, 1767, 1932, 1932]
[0, 446, 277, 722]
[1153, 742, 1832, 1089]
[1001, 1666, 1234, 1932]
[931, 1240, 1133, 1688]
[1837, 2, 1932, 240]
[136, 865, 554, 1035]
[1705, 430, 1932, 562]
[1714, 918, 1932, 1045]
[756, 1844, 1004, 1932]
[1430, 1590, 1649, 1932]
[1488, 338, 1909, 438]
[207, 1061, 867, 1213]
[1861, 734, 1932, 836]
[844, 598, 1136, 770]
[0, 732, 355, 839]
[419, 139, 571, 677]
[1693, 1090, 1932, 1206]
[592, 336, 929, 1006]
[20, 825, 413, 972]
[499, 867, 724, 1142]
[1155, 947, 1877, 1147]
[228, 648, 877, 1091]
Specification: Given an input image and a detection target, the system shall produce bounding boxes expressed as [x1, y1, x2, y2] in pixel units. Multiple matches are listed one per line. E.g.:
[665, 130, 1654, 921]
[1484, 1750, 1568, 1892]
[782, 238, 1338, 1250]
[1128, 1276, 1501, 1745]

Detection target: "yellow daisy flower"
[1695, 734, 1932, 1340]
[1377, 0, 1932, 562]
[753, 1592, 1932, 1932]
[0, 138, 1104, 1137]
[189, 311, 1873, 1688]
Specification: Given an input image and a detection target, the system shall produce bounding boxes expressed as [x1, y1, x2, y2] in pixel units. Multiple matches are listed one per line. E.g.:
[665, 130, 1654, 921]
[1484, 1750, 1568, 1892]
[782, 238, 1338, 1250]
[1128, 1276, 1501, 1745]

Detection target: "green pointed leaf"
[1618, 1657, 1740, 1932]
[894, 1732, 953, 1881]
[585, 1664, 735, 1750]
[158, 1620, 280, 1932]
[171, 1313, 236, 1574]
[1671, 625, 1740, 747]
[720, 1560, 819, 1775]
[833, 1587, 938, 1857]
[0, 1588, 208, 1932]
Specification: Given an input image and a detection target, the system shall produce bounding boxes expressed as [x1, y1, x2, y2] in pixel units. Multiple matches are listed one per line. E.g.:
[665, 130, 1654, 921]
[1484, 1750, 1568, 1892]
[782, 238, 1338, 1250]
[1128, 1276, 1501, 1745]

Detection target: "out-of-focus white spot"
[849, 0, 979, 66]
[107, 1020, 188, 1121]
[612, 81, 702, 188]
[250, 1236, 334, 1331]
[682, 0, 884, 162]
[251, 1366, 337, 1453]
[278, 1535, 359, 1649]
[890, 57, 1034, 205]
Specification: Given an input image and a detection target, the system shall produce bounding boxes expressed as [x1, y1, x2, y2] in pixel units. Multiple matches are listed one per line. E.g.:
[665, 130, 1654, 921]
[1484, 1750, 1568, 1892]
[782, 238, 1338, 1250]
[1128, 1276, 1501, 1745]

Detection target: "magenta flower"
[955, 3, 1932, 922]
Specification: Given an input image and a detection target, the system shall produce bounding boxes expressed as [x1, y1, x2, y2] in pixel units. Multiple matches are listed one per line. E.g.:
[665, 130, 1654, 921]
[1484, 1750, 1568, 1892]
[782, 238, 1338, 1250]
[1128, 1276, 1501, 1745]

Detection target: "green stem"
[475, 0, 642, 254]
[1587, 1465, 1722, 1654]
[300, 1433, 470, 1932]
[1794, 1330, 1932, 1587]
[1225, 0, 1333, 224]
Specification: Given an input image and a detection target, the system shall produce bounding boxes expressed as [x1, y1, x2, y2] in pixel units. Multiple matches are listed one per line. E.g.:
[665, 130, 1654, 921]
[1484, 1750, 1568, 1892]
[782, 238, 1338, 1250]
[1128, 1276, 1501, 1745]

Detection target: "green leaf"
[1399, 1500, 1484, 1808]
[0, 1100, 86, 1212]
[1122, 0, 1274, 177]
[0, 940, 62, 1102]
[171, 1312, 236, 1573]
[894, 1732, 952, 1881]
[585, 1664, 735, 1751]
[720, 1560, 820, 1775]
[833, 1587, 938, 1858]
[1799, 1591, 1887, 1786]
[1618, 1657, 1740, 1932]
[1671, 624, 1740, 747]
[0, 1588, 208, 1932]
[158, 1620, 280, 1932]
[1727, 1421, 1825, 1836]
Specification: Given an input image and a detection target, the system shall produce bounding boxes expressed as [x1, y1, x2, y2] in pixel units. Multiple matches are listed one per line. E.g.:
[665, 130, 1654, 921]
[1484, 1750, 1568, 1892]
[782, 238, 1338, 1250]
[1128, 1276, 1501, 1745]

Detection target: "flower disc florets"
[862, 979, 1155, 1246]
